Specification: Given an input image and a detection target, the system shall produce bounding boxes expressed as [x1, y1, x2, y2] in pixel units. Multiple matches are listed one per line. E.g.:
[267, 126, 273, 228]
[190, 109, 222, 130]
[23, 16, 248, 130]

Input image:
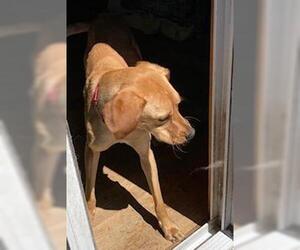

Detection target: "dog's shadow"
[95, 164, 163, 235]
[71, 134, 163, 234]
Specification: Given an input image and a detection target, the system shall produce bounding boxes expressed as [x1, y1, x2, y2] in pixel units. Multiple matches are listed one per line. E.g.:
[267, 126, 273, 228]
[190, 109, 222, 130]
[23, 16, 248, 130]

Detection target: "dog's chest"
[88, 117, 115, 151]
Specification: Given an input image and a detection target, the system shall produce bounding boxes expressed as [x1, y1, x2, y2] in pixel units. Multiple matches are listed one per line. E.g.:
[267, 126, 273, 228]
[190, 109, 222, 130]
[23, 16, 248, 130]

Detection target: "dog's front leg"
[128, 133, 183, 242]
[84, 143, 100, 218]
[141, 149, 183, 242]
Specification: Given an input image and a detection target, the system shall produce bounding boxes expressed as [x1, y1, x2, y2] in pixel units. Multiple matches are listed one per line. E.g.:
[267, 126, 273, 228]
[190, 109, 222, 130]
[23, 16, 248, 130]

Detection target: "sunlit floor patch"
[92, 166, 199, 250]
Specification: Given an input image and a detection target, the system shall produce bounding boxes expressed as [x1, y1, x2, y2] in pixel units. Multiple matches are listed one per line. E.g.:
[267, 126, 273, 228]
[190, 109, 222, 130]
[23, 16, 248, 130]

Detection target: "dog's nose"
[186, 128, 195, 141]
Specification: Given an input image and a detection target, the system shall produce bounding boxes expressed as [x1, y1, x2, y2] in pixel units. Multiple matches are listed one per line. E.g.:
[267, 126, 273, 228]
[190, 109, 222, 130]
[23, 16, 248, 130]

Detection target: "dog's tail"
[67, 22, 90, 37]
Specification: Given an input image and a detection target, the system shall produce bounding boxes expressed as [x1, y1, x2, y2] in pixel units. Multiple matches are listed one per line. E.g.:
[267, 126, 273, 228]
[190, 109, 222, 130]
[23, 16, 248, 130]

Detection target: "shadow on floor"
[95, 169, 163, 234]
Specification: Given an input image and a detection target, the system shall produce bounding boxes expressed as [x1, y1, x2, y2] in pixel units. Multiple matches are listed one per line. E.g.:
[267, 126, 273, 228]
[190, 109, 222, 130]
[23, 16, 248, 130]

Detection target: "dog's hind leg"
[84, 143, 100, 218]
[127, 132, 183, 242]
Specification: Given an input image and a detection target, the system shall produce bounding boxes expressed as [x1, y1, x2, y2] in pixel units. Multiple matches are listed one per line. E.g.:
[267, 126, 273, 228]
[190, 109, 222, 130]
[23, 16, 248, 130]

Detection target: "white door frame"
[176, 0, 234, 248]
[67, 125, 96, 250]
[208, 0, 234, 233]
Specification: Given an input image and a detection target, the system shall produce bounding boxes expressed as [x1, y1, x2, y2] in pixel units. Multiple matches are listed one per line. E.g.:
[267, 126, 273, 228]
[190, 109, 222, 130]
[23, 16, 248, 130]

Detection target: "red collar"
[92, 84, 99, 105]
[91, 84, 104, 122]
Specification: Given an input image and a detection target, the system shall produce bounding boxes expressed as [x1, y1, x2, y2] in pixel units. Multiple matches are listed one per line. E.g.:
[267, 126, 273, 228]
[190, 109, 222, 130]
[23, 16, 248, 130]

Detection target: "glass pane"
[0, 0, 66, 249]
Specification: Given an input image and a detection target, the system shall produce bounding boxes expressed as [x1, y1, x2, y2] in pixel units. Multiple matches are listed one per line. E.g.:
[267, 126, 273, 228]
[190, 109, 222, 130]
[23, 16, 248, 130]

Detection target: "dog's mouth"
[150, 129, 192, 146]
[139, 116, 195, 145]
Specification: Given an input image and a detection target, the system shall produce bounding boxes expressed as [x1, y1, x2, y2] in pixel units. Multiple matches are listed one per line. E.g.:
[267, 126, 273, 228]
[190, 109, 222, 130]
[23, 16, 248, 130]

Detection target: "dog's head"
[101, 61, 195, 144]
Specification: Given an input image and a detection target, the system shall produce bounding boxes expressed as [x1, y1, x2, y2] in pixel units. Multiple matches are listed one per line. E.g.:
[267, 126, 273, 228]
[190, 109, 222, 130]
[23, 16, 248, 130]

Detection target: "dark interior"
[67, 0, 211, 238]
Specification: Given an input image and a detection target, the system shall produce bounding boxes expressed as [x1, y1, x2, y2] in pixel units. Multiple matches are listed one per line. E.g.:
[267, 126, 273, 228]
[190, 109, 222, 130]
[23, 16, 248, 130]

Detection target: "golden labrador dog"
[84, 15, 195, 242]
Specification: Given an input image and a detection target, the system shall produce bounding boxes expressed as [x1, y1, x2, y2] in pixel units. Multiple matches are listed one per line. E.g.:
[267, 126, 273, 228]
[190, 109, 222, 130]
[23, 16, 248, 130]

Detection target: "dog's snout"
[186, 128, 195, 141]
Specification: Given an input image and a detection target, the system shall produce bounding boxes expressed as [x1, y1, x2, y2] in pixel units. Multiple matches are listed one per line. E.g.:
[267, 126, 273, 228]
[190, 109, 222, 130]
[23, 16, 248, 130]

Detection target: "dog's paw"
[161, 219, 184, 243]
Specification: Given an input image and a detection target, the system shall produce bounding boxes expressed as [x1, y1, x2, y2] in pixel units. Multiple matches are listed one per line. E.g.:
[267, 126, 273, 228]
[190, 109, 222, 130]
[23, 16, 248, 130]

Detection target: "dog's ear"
[102, 90, 146, 139]
[136, 61, 170, 80]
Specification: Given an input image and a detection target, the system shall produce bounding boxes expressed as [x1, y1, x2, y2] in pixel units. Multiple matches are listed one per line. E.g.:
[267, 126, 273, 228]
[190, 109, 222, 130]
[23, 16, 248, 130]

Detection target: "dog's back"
[86, 14, 142, 66]
[85, 14, 142, 112]
[86, 43, 127, 78]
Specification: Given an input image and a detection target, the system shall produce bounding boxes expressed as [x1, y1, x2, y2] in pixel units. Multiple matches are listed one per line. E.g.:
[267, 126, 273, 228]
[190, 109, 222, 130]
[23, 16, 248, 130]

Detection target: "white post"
[67, 126, 96, 250]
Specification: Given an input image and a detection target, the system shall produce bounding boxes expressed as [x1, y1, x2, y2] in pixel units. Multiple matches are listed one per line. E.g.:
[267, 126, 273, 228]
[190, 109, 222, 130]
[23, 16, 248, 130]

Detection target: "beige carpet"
[91, 166, 202, 250]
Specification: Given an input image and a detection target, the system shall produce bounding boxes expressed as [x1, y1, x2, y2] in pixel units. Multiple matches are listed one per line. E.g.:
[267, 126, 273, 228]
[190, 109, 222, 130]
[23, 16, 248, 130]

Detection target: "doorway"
[67, 1, 211, 248]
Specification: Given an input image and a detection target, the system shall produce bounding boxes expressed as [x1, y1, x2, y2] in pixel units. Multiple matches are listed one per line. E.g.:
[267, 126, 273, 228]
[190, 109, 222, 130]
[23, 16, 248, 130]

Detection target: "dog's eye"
[158, 114, 170, 123]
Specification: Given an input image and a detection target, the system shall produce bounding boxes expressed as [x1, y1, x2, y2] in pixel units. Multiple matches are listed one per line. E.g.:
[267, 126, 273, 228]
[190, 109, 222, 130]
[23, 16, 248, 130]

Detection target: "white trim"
[67, 126, 96, 250]
[173, 223, 215, 250]
[209, 0, 234, 230]
[197, 231, 233, 250]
